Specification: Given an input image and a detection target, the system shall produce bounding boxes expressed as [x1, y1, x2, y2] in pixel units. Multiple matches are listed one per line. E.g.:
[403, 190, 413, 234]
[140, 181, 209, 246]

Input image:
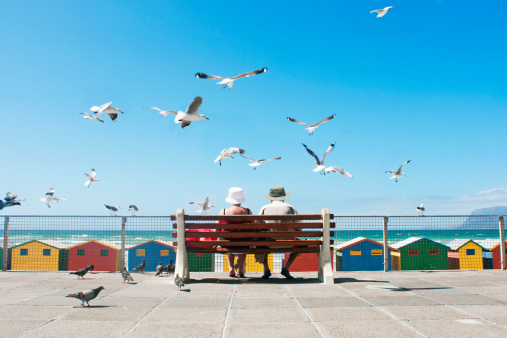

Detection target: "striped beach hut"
[67, 240, 121, 272]
[391, 237, 449, 271]
[11, 240, 68, 271]
[127, 240, 176, 272]
[336, 237, 390, 271]
[448, 239, 487, 270]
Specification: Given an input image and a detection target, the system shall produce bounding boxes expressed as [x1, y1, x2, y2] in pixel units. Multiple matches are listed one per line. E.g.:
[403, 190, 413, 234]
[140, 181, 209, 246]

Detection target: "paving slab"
[124, 321, 224, 338]
[144, 307, 228, 322]
[381, 305, 479, 321]
[227, 307, 309, 323]
[360, 295, 443, 306]
[454, 304, 507, 326]
[224, 321, 320, 338]
[230, 297, 297, 309]
[297, 297, 372, 308]
[63, 305, 152, 322]
[316, 319, 421, 338]
[421, 294, 507, 305]
[405, 319, 507, 337]
[159, 297, 231, 309]
[306, 307, 392, 322]
[26, 319, 137, 337]
[0, 319, 49, 337]
[0, 305, 72, 321]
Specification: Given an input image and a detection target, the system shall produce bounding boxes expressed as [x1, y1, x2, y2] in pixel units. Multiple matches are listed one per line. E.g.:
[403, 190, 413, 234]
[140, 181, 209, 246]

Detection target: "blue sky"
[1, 1, 507, 216]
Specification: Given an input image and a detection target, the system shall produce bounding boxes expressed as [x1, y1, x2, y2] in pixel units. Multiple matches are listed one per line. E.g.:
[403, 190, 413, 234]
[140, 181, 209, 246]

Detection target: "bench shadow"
[189, 277, 322, 284]
[335, 277, 390, 284]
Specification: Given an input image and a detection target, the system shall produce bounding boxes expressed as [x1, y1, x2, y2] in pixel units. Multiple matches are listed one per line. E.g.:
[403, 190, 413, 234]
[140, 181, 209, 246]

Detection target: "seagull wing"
[186, 96, 203, 115]
[230, 67, 268, 80]
[91, 102, 112, 114]
[143, 107, 163, 112]
[203, 197, 210, 208]
[302, 143, 321, 165]
[181, 121, 191, 129]
[215, 149, 227, 163]
[195, 72, 224, 80]
[107, 112, 118, 121]
[396, 160, 411, 174]
[95, 116, 105, 123]
[258, 157, 282, 163]
[5, 193, 17, 201]
[310, 114, 336, 127]
[89, 170, 97, 178]
[189, 201, 205, 208]
[321, 142, 336, 163]
[325, 166, 353, 178]
[287, 117, 310, 128]
[46, 188, 55, 197]
[240, 155, 256, 162]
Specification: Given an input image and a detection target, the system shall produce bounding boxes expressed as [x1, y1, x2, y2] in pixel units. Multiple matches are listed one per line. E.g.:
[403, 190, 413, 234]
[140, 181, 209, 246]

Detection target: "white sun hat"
[225, 187, 246, 204]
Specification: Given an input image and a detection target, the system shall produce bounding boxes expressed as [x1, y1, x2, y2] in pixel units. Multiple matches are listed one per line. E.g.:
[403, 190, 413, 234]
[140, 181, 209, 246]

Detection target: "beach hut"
[67, 240, 121, 272]
[390, 237, 449, 271]
[10, 240, 68, 271]
[491, 240, 507, 269]
[222, 254, 271, 273]
[189, 253, 215, 272]
[285, 251, 334, 272]
[127, 240, 176, 272]
[335, 237, 390, 271]
[448, 239, 487, 270]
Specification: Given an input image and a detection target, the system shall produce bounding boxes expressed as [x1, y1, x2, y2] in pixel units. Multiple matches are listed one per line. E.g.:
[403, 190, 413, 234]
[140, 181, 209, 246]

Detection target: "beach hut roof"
[336, 237, 392, 250]
[66, 239, 121, 250]
[391, 237, 450, 250]
[11, 239, 67, 250]
[489, 240, 507, 250]
[448, 239, 487, 251]
[127, 240, 174, 250]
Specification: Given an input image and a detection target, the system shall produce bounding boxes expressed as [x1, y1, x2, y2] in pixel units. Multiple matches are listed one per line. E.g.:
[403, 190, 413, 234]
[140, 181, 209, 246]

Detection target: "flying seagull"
[287, 115, 336, 136]
[105, 204, 120, 216]
[90, 102, 124, 122]
[385, 160, 411, 182]
[214, 147, 245, 166]
[0, 192, 23, 211]
[122, 267, 134, 283]
[69, 266, 92, 279]
[40, 188, 66, 208]
[240, 155, 282, 170]
[162, 96, 208, 129]
[133, 259, 146, 274]
[85, 169, 100, 188]
[80, 112, 104, 123]
[66, 286, 105, 307]
[302, 142, 335, 175]
[325, 166, 354, 178]
[141, 107, 172, 117]
[195, 67, 268, 90]
[189, 197, 214, 214]
[417, 204, 425, 216]
[370, 6, 394, 18]
[174, 274, 185, 290]
[128, 204, 139, 216]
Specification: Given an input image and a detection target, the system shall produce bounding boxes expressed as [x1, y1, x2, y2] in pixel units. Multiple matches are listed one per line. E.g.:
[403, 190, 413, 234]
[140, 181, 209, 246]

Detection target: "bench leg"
[319, 208, 334, 284]
[175, 208, 190, 282]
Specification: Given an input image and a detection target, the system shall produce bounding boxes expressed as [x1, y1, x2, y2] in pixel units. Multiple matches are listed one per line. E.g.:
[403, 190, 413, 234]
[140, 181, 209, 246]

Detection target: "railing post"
[175, 209, 189, 282]
[383, 216, 389, 272]
[500, 216, 506, 270]
[318, 208, 334, 284]
[2, 217, 9, 271]
[121, 217, 126, 270]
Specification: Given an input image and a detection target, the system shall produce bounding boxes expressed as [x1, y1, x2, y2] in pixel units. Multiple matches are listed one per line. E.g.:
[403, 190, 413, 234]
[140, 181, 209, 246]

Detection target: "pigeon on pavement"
[122, 267, 134, 283]
[174, 274, 185, 290]
[66, 286, 105, 307]
[132, 259, 146, 273]
[155, 262, 164, 276]
[69, 266, 91, 279]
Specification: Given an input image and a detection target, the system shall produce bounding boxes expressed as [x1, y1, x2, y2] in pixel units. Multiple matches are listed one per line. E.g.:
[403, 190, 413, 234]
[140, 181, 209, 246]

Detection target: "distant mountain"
[460, 206, 507, 229]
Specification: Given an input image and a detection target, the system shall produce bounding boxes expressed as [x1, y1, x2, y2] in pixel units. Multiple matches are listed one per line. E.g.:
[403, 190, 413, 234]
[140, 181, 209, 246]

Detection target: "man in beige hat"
[258, 184, 299, 279]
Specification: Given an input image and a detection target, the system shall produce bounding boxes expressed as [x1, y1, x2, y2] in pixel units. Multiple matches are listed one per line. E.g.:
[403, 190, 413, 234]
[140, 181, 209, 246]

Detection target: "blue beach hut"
[336, 237, 391, 271]
[127, 240, 176, 272]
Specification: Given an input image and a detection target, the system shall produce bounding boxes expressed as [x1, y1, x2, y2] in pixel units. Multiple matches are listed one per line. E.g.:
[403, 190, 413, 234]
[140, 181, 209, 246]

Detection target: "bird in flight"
[141, 107, 173, 117]
[215, 147, 245, 166]
[162, 96, 208, 129]
[385, 160, 411, 182]
[325, 166, 353, 178]
[85, 169, 100, 188]
[80, 112, 104, 123]
[302, 142, 335, 175]
[240, 155, 282, 170]
[90, 102, 124, 122]
[40, 188, 66, 208]
[287, 115, 336, 136]
[0, 192, 23, 210]
[195, 67, 268, 90]
[189, 197, 214, 214]
[370, 6, 394, 18]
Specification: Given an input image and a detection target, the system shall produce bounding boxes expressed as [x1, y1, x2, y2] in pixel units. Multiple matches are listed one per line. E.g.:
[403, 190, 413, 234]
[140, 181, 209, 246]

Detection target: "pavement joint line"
[338, 282, 428, 337]
[414, 276, 507, 330]
[18, 306, 74, 338]
[221, 283, 236, 338]
[284, 284, 325, 338]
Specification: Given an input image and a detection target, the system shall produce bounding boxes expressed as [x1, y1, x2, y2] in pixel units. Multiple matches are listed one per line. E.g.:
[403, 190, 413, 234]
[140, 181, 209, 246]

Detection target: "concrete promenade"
[0, 270, 507, 337]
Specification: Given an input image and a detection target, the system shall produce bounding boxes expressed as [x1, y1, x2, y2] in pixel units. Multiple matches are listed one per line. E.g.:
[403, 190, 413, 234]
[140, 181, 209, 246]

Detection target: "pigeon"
[132, 259, 146, 273]
[155, 262, 164, 276]
[214, 148, 246, 166]
[174, 274, 185, 290]
[141, 107, 173, 117]
[69, 266, 91, 279]
[85, 169, 100, 188]
[163, 259, 174, 275]
[0, 192, 23, 210]
[122, 267, 134, 283]
[417, 204, 425, 216]
[66, 286, 105, 307]
[325, 166, 354, 178]
[370, 6, 394, 18]
[80, 112, 104, 123]
[287, 115, 336, 135]
[40, 188, 66, 208]
[90, 102, 124, 122]
[302, 142, 335, 175]
[128, 204, 139, 216]
[240, 155, 282, 170]
[195, 67, 268, 90]
[105, 204, 120, 216]
[160, 96, 208, 129]
[385, 160, 411, 183]
[189, 197, 214, 214]
[87, 264, 95, 272]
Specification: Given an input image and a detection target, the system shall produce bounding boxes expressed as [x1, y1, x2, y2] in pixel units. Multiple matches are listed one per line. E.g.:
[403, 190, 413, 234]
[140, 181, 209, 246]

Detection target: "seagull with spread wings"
[287, 115, 336, 135]
[80, 112, 104, 123]
[141, 107, 172, 117]
[240, 155, 282, 170]
[40, 188, 66, 208]
[162, 96, 208, 129]
[215, 147, 245, 166]
[195, 67, 268, 90]
[325, 166, 354, 178]
[85, 169, 100, 188]
[302, 142, 335, 175]
[385, 160, 411, 182]
[0, 192, 23, 211]
[370, 6, 394, 18]
[90, 102, 124, 122]
[189, 197, 214, 214]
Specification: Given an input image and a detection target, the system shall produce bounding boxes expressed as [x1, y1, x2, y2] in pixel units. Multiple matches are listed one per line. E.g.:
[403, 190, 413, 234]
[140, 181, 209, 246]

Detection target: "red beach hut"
[491, 240, 507, 269]
[67, 240, 121, 272]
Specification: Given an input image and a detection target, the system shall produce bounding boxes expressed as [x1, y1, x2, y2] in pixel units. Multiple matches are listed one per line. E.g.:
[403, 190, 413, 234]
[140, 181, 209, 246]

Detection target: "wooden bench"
[171, 208, 334, 284]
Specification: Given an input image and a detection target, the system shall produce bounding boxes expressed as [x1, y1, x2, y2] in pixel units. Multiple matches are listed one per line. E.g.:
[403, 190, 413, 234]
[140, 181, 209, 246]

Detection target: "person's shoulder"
[257, 204, 271, 215]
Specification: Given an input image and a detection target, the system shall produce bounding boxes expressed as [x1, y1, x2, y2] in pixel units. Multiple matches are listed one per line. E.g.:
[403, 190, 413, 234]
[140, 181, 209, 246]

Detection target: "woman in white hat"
[219, 187, 252, 277]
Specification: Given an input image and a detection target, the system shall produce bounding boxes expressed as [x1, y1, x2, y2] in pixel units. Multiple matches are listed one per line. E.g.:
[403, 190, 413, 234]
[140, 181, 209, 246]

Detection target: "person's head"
[225, 187, 246, 206]
[265, 184, 290, 202]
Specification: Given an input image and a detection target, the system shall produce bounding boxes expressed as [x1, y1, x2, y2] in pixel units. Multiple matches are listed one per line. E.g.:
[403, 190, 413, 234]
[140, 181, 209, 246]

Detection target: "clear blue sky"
[1, 1, 507, 216]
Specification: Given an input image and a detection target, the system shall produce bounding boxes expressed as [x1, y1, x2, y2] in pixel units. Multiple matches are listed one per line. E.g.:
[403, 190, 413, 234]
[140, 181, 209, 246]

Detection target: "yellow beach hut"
[448, 239, 487, 270]
[11, 240, 67, 271]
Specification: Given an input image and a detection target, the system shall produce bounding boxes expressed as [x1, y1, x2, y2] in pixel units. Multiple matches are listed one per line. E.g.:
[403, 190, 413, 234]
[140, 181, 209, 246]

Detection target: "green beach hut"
[391, 237, 450, 270]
